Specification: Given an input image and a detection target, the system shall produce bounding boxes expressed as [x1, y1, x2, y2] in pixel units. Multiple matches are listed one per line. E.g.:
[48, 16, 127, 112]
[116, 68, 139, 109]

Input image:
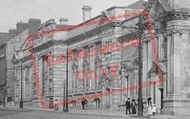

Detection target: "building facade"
[144, 0, 190, 115]
[8, 19, 41, 107]
[13, 18, 70, 108]
[12, 0, 190, 115]
[0, 18, 41, 107]
[12, 5, 142, 109]
[0, 43, 7, 106]
[0, 31, 19, 106]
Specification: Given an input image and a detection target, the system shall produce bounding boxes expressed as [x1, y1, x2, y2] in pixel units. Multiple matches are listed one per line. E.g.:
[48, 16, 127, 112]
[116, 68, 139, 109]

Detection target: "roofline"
[68, 15, 102, 31]
[0, 42, 7, 47]
[0, 32, 9, 34]
[121, 13, 142, 24]
[105, 6, 129, 11]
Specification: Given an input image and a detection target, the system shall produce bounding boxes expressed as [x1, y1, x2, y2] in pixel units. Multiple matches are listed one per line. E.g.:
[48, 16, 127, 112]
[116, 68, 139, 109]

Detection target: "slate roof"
[127, 0, 147, 9]
[0, 33, 13, 46]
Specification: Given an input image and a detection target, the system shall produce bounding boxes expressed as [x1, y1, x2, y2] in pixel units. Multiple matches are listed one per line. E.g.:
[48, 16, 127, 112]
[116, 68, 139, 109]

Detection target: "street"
[0, 110, 143, 119]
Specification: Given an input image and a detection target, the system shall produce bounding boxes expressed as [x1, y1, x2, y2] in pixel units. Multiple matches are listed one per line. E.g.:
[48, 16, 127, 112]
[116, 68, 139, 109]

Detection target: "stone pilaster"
[100, 26, 123, 110]
[89, 44, 96, 91]
[142, 30, 151, 98]
[163, 20, 190, 115]
[51, 45, 67, 110]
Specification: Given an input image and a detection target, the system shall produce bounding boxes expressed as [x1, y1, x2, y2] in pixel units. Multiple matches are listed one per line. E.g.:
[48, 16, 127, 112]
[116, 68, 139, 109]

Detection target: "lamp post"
[65, 47, 68, 112]
[20, 58, 23, 109]
[13, 48, 29, 109]
[4, 68, 7, 107]
[15, 51, 23, 109]
[119, 68, 123, 103]
[18, 51, 23, 108]
[63, 79, 65, 112]
[63, 46, 68, 112]
[137, 35, 143, 116]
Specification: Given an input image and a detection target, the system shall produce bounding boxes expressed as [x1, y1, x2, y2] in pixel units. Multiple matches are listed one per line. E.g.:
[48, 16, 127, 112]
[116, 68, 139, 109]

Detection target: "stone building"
[64, 2, 147, 110]
[65, 6, 139, 110]
[12, 0, 190, 115]
[8, 19, 41, 107]
[12, 1, 145, 110]
[118, 0, 190, 115]
[0, 18, 41, 107]
[12, 18, 71, 108]
[0, 28, 23, 106]
[141, 0, 190, 115]
[0, 42, 8, 106]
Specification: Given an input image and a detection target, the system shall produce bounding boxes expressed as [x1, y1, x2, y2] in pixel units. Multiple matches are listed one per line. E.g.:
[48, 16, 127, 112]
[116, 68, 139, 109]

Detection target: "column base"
[163, 98, 190, 115]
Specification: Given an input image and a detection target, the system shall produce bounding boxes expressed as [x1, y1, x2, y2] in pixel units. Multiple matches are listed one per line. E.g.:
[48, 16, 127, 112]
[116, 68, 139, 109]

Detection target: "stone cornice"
[117, 31, 140, 41]
[18, 40, 66, 63]
[167, 20, 190, 31]
[69, 36, 101, 50]
[157, 11, 190, 22]
[66, 22, 114, 45]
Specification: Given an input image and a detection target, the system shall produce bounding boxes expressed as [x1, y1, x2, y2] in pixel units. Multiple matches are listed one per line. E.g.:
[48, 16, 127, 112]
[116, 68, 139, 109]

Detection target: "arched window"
[93, 98, 101, 109]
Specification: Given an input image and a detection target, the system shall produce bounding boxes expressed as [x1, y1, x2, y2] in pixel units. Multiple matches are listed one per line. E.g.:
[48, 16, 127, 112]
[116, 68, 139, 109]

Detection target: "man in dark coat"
[81, 98, 86, 110]
[125, 98, 131, 115]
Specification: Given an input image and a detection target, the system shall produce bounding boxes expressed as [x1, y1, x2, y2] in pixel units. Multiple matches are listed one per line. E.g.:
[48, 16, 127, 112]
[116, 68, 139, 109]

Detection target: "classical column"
[142, 33, 149, 98]
[89, 44, 96, 91]
[77, 47, 84, 92]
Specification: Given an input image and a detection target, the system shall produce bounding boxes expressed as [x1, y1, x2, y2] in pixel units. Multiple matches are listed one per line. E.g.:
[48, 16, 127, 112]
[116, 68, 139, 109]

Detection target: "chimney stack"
[16, 22, 28, 34]
[28, 18, 41, 34]
[9, 29, 18, 37]
[59, 17, 68, 25]
[82, 5, 92, 22]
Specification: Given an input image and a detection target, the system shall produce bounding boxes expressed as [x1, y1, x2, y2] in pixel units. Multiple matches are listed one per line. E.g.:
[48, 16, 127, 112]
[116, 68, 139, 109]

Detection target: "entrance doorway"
[159, 88, 163, 113]
[150, 75, 163, 113]
[94, 98, 101, 109]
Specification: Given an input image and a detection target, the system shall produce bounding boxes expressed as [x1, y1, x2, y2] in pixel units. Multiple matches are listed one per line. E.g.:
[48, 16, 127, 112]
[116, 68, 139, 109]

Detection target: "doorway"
[150, 75, 162, 113]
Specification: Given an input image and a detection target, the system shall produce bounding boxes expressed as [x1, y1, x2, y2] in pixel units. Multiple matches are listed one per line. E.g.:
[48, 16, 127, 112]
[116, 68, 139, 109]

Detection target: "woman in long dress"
[131, 99, 137, 114]
[147, 97, 153, 116]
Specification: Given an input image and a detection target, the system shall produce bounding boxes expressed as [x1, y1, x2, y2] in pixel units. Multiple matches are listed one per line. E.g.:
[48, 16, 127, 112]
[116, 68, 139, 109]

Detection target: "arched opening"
[93, 98, 101, 109]
[71, 100, 76, 108]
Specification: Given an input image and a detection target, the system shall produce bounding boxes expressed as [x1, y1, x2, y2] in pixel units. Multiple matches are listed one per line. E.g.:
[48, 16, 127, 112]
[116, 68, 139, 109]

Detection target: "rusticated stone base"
[163, 98, 190, 115]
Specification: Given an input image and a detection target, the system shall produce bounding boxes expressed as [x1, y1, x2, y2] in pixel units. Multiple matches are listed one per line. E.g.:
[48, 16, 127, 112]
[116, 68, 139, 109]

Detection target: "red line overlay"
[25, 10, 163, 108]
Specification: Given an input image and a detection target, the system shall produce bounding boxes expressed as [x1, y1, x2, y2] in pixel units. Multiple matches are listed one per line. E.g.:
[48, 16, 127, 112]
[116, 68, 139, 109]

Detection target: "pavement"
[0, 106, 189, 119]
[66, 109, 189, 119]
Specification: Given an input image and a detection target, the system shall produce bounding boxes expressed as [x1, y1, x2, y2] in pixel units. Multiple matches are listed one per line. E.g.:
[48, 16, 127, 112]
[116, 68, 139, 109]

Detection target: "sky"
[0, 0, 139, 32]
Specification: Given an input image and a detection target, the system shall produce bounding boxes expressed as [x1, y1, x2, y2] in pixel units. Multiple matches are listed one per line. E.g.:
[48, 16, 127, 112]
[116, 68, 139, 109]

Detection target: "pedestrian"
[84, 99, 88, 110]
[49, 97, 53, 109]
[131, 99, 137, 114]
[147, 97, 153, 116]
[54, 99, 59, 111]
[152, 104, 156, 115]
[81, 98, 86, 110]
[125, 98, 131, 115]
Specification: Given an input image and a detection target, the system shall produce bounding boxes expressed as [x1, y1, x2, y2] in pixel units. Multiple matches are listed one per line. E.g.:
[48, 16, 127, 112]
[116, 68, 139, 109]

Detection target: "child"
[152, 104, 156, 115]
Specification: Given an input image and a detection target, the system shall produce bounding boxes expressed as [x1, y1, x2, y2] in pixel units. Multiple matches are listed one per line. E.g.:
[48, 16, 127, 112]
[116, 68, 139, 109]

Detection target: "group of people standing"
[125, 97, 156, 116]
[54, 97, 156, 116]
[125, 98, 137, 115]
[147, 97, 156, 116]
